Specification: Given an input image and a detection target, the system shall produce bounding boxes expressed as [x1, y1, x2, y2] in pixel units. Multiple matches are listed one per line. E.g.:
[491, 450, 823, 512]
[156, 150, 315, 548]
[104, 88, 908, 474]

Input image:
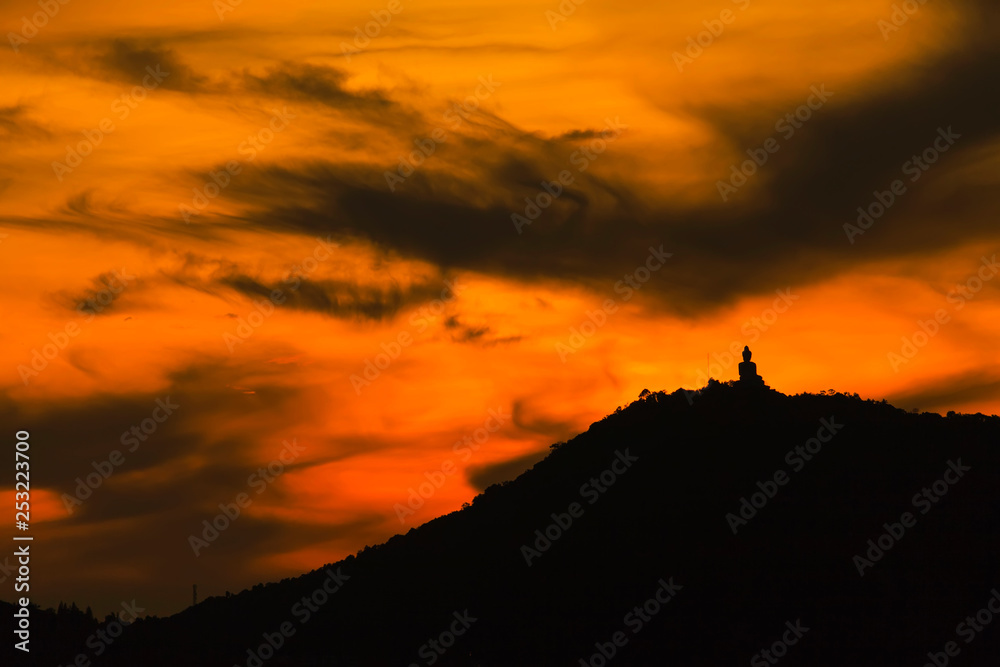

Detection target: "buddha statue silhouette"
[738, 346, 767, 388]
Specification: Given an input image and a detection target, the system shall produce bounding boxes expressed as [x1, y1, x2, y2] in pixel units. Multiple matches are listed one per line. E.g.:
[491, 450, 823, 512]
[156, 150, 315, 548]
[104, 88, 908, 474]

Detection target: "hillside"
[5, 381, 1000, 666]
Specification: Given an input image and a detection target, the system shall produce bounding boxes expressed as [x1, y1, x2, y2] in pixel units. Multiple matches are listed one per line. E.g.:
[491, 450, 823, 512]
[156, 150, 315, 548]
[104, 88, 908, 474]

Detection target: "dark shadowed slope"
[5, 381, 1000, 666]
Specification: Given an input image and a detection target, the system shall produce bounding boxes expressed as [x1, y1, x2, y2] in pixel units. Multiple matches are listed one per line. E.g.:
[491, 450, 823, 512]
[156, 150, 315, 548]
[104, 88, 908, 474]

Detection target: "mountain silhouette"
[5, 380, 1000, 666]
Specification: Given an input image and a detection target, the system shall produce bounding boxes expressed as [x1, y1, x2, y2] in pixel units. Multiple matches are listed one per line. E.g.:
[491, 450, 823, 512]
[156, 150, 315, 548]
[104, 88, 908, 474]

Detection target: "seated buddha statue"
[738, 346, 766, 387]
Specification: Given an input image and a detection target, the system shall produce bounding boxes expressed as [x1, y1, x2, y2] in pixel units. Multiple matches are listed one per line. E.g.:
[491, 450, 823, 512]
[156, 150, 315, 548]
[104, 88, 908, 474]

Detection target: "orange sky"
[1, 0, 998, 617]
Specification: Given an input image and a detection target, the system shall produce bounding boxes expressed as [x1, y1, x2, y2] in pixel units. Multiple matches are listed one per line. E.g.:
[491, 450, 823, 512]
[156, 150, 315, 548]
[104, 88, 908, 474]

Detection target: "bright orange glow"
[2, 0, 998, 617]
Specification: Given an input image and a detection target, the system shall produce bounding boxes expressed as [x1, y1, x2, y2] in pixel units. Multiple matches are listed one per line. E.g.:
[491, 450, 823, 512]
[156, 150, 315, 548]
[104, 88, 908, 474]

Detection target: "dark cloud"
[9, 1, 998, 324]
[466, 448, 548, 491]
[0, 357, 394, 612]
[483, 335, 523, 346]
[43, 244, 460, 324]
[454, 325, 489, 342]
[510, 399, 579, 442]
[458, 326, 487, 341]
[0, 356, 443, 615]
[556, 128, 604, 141]
[49, 40, 392, 115]
[36, 495, 385, 619]
[62, 190, 97, 217]
[198, 0, 1000, 317]
[889, 369, 1000, 414]
[0, 196, 234, 248]
[226, 158, 632, 286]
[94, 39, 209, 92]
[0, 363, 305, 496]
[329, 41, 556, 58]
[215, 268, 455, 321]
[0, 104, 50, 142]
[444, 315, 523, 347]
[241, 62, 393, 111]
[444, 316, 498, 343]
[53, 268, 135, 318]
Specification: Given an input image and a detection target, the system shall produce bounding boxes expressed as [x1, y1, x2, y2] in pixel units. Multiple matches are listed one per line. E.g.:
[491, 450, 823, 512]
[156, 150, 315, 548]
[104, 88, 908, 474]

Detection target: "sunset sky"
[2, 0, 998, 617]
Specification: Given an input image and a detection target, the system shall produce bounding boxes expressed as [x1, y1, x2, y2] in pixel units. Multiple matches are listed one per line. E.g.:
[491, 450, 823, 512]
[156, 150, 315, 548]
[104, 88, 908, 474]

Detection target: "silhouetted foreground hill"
[6, 382, 1000, 666]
